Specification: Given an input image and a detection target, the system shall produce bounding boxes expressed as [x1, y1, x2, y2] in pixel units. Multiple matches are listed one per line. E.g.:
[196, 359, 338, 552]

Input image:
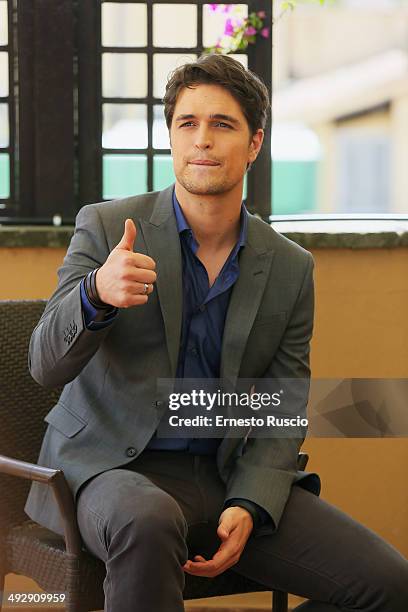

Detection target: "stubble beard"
[176, 165, 240, 196]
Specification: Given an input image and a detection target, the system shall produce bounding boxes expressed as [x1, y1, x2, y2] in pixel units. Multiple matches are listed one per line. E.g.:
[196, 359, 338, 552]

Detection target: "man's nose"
[194, 126, 212, 149]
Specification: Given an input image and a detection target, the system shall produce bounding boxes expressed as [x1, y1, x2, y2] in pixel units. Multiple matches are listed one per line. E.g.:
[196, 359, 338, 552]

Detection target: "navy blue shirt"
[146, 188, 246, 453]
[80, 189, 271, 527]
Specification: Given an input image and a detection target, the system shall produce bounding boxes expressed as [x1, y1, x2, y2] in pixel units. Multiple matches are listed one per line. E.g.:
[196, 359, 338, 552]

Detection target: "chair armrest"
[0, 454, 59, 483]
[297, 452, 309, 471]
[0, 454, 82, 556]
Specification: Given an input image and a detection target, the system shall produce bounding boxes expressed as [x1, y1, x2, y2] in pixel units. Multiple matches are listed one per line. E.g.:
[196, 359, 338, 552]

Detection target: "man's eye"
[179, 122, 232, 128]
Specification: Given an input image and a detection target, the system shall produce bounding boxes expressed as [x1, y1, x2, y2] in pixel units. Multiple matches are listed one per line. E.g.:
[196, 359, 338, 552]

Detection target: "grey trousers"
[76, 450, 408, 612]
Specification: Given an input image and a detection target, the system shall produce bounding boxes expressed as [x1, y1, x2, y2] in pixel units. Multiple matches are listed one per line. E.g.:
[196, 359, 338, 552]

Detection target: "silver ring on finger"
[143, 282, 150, 295]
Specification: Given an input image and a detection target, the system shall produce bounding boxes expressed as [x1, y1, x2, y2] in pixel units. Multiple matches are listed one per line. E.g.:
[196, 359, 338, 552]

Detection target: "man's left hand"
[183, 506, 253, 578]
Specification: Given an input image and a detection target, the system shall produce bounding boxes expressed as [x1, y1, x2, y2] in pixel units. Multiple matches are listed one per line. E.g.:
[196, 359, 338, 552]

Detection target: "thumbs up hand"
[116, 218, 137, 251]
[95, 219, 157, 308]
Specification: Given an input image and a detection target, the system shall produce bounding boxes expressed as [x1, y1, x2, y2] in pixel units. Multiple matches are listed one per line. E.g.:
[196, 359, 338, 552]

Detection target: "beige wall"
[311, 247, 408, 378]
[314, 111, 392, 214]
[273, 5, 408, 86]
[1, 245, 407, 558]
[0, 248, 65, 300]
[307, 247, 408, 558]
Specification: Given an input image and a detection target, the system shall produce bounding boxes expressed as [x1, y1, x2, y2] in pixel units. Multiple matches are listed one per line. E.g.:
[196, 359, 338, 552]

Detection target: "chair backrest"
[0, 300, 62, 530]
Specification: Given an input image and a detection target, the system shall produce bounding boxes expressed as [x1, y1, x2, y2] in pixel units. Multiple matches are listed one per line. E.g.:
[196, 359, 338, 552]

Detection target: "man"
[26, 54, 408, 611]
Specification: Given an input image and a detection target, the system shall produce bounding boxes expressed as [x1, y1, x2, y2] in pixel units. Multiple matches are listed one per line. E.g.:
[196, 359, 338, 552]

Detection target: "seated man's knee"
[128, 489, 188, 543]
[102, 481, 187, 550]
[77, 471, 188, 558]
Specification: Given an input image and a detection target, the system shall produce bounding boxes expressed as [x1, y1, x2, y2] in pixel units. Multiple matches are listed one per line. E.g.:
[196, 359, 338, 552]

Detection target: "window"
[80, 1, 271, 219]
[2, 0, 76, 222]
[335, 108, 391, 213]
[0, 0, 14, 206]
[0, 1, 272, 223]
[272, 0, 408, 216]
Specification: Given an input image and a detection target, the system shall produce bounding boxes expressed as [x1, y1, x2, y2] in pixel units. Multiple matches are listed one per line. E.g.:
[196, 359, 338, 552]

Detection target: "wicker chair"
[0, 299, 309, 612]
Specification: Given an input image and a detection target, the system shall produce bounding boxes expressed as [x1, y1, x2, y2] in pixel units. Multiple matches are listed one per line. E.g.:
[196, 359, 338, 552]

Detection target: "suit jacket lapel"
[139, 186, 275, 383]
[220, 215, 275, 382]
[139, 185, 182, 378]
[217, 217, 275, 475]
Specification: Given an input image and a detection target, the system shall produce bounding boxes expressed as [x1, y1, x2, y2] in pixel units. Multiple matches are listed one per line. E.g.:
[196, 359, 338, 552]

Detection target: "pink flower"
[245, 26, 257, 36]
[224, 18, 235, 36]
[208, 4, 219, 11]
[257, 11, 266, 18]
[222, 4, 233, 12]
[261, 27, 269, 38]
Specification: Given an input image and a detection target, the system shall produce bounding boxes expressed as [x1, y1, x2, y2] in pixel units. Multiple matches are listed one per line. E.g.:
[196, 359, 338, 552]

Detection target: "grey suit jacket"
[25, 183, 321, 538]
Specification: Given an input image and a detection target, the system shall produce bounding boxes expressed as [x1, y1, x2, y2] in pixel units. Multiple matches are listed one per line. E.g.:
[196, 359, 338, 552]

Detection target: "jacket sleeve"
[28, 204, 115, 388]
[222, 497, 272, 529]
[224, 253, 315, 535]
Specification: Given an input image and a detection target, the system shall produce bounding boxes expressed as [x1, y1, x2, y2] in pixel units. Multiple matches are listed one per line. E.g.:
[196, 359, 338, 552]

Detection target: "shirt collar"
[172, 186, 248, 247]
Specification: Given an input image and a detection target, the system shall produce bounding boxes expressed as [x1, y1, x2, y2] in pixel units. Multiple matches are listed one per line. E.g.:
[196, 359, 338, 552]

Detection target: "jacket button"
[126, 447, 136, 457]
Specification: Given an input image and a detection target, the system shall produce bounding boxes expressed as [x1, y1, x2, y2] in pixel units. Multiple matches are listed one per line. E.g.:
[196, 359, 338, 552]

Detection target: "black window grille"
[0, 0, 15, 209]
[0, 0, 272, 224]
[1, 0, 76, 223]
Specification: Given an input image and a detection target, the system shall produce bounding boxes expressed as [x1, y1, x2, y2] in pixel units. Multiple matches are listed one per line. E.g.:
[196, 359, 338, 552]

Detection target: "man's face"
[169, 83, 264, 196]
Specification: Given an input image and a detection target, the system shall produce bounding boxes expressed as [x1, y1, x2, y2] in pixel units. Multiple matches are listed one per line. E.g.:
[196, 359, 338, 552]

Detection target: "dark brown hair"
[163, 53, 270, 136]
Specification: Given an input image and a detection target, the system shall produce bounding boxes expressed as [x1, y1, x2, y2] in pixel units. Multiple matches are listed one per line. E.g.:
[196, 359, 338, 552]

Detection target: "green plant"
[204, 1, 329, 55]
[204, 5, 269, 54]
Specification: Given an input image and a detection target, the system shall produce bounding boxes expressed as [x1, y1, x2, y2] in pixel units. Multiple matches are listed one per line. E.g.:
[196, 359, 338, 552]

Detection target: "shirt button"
[126, 447, 137, 458]
[199, 305, 206, 312]
[155, 400, 163, 407]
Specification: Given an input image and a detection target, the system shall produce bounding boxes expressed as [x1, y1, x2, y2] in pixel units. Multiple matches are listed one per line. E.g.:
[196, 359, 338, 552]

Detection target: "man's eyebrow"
[210, 114, 241, 125]
[174, 114, 195, 122]
[174, 113, 241, 126]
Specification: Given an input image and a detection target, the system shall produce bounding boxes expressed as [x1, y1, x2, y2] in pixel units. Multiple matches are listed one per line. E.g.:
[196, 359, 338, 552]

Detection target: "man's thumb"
[116, 218, 136, 251]
[217, 522, 230, 541]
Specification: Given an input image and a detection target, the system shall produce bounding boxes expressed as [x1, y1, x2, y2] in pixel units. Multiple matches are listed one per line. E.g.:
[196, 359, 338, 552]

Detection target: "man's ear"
[248, 129, 264, 165]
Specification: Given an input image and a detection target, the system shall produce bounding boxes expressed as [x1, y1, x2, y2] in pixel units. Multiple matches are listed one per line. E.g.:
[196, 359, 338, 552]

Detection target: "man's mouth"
[189, 160, 220, 166]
